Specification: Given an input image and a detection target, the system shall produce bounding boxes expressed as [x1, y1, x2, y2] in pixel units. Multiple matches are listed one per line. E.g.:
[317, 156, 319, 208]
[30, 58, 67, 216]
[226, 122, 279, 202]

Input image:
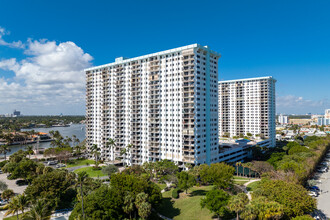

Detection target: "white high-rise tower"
[85, 44, 221, 166]
[218, 76, 276, 147]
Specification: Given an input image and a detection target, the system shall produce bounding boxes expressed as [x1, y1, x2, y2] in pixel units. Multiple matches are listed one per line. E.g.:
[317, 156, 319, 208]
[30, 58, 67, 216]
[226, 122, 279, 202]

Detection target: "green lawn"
[246, 181, 261, 191]
[156, 183, 167, 191]
[66, 159, 95, 168]
[233, 176, 255, 180]
[4, 214, 23, 220]
[74, 166, 106, 178]
[234, 180, 249, 185]
[156, 185, 215, 220]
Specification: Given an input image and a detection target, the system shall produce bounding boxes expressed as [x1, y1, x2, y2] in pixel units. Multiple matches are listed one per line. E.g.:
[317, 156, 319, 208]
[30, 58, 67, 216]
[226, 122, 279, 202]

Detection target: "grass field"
[74, 166, 106, 177]
[4, 214, 23, 220]
[156, 185, 215, 220]
[233, 176, 255, 180]
[66, 159, 95, 168]
[246, 181, 260, 191]
[234, 180, 249, 185]
[156, 183, 167, 191]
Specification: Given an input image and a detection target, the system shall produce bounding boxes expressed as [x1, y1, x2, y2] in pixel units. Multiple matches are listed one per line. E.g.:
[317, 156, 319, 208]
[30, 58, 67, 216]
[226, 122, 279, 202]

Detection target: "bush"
[92, 166, 101, 170]
[172, 188, 180, 199]
[0, 160, 8, 168]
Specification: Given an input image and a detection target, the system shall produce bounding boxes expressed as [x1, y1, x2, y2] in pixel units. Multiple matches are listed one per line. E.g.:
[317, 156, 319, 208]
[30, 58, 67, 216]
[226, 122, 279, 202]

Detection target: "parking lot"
[0, 173, 27, 194]
[310, 153, 330, 219]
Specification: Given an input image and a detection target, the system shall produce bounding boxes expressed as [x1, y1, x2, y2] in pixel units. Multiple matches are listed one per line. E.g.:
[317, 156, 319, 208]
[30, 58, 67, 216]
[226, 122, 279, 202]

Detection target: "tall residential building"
[218, 76, 276, 147]
[325, 109, 330, 119]
[278, 114, 288, 124]
[85, 44, 221, 166]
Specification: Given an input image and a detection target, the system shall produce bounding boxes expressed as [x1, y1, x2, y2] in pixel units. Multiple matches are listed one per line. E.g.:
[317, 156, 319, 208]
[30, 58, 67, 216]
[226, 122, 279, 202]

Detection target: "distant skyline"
[0, 0, 329, 115]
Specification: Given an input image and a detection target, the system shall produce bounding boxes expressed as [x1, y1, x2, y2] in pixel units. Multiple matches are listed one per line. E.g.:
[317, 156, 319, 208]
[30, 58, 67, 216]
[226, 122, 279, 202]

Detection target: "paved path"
[243, 179, 261, 200]
[315, 162, 330, 219]
[66, 165, 89, 172]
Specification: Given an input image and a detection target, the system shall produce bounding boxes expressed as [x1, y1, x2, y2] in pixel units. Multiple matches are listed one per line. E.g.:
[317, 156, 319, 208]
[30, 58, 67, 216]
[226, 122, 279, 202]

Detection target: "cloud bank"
[0, 27, 93, 115]
[277, 95, 330, 114]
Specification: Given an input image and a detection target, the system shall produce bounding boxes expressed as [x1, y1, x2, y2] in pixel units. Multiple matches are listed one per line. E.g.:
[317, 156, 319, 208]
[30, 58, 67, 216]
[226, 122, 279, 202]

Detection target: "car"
[47, 161, 58, 165]
[0, 200, 8, 206]
[15, 179, 28, 186]
[55, 163, 66, 168]
[309, 186, 320, 192]
[0, 170, 3, 174]
[308, 191, 318, 197]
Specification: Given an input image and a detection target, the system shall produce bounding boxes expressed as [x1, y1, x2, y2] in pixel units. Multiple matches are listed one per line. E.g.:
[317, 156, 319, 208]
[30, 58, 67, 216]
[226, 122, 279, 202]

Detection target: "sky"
[0, 0, 329, 115]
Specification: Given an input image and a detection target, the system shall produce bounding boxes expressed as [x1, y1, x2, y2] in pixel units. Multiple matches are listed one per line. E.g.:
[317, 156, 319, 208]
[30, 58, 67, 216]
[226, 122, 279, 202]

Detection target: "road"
[315, 166, 330, 219]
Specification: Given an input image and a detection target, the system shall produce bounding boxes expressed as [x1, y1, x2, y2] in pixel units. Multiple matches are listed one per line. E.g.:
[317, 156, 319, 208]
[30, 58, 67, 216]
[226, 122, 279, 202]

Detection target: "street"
[315, 162, 330, 219]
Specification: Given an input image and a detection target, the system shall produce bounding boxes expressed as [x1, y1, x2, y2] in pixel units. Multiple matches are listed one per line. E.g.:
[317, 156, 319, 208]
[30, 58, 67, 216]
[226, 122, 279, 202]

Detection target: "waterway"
[1, 124, 85, 156]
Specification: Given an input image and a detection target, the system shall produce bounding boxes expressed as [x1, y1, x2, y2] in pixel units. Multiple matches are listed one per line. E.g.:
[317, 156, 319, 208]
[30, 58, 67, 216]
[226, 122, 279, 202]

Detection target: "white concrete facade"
[218, 76, 276, 147]
[278, 114, 288, 124]
[85, 44, 221, 166]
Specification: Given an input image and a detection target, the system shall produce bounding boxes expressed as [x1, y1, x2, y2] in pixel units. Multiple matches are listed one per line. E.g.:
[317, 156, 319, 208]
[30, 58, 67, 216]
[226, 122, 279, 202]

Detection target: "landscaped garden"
[73, 166, 106, 177]
[66, 159, 95, 168]
[157, 185, 215, 220]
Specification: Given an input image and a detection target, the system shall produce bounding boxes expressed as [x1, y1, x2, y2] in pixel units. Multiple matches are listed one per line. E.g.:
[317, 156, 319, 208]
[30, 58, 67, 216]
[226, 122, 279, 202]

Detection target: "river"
[1, 124, 85, 156]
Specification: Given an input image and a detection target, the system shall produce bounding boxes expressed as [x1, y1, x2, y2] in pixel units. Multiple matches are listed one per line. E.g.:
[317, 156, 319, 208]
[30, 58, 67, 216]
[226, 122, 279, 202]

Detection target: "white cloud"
[0, 27, 24, 49]
[0, 28, 93, 115]
[277, 95, 330, 114]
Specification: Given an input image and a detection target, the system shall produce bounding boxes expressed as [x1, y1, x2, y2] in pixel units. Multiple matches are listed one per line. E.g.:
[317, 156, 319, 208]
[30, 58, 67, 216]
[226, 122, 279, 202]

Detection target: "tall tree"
[106, 139, 116, 163]
[0, 144, 11, 160]
[0, 180, 8, 191]
[90, 144, 100, 167]
[5, 196, 21, 220]
[23, 199, 52, 220]
[177, 171, 195, 194]
[25, 145, 34, 159]
[228, 193, 249, 220]
[123, 192, 135, 219]
[101, 164, 119, 179]
[201, 189, 230, 220]
[77, 171, 89, 220]
[17, 193, 30, 215]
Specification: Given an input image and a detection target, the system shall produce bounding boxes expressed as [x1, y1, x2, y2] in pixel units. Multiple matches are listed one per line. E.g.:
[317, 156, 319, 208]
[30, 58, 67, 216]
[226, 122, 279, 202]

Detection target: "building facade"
[325, 109, 330, 119]
[218, 76, 276, 147]
[85, 44, 221, 166]
[317, 117, 330, 126]
[278, 114, 288, 124]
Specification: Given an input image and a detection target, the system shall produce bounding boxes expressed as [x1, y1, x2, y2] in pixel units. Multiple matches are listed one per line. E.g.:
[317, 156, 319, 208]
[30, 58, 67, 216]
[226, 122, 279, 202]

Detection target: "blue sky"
[0, 0, 329, 115]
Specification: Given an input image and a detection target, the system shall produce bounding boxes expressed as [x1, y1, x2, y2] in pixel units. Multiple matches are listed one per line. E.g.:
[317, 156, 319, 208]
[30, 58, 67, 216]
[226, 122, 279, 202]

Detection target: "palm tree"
[74, 145, 86, 159]
[5, 196, 20, 220]
[235, 162, 240, 176]
[25, 145, 34, 159]
[72, 135, 80, 147]
[228, 193, 249, 220]
[106, 139, 116, 163]
[90, 144, 100, 167]
[0, 144, 11, 160]
[23, 199, 52, 220]
[121, 144, 132, 166]
[17, 193, 30, 215]
[236, 162, 242, 176]
[76, 171, 89, 220]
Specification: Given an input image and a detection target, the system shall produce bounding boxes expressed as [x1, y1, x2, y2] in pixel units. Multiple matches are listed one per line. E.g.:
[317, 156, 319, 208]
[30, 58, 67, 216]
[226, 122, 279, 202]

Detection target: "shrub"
[92, 166, 101, 170]
[0, 160, 8, 168]
[172, 188, 180, 199]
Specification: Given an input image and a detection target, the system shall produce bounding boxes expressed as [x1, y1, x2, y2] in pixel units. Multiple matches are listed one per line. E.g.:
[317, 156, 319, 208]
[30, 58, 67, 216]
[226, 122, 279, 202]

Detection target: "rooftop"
[219, 76, 277, 84]
[85, 44, 221, 71]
